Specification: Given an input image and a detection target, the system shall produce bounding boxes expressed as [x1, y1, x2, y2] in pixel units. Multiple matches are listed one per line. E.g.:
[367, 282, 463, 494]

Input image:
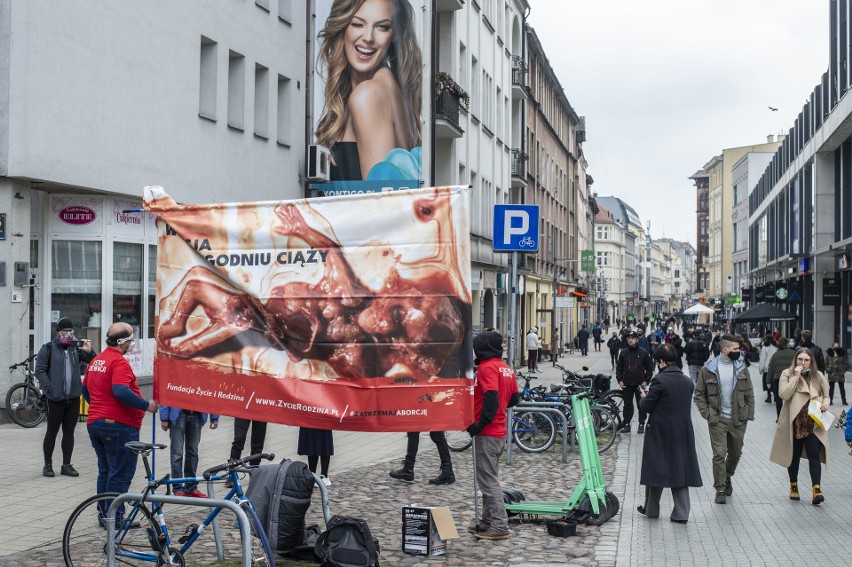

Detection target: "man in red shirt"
[83, 322, 158, 524]
[466, 331, 519, 540]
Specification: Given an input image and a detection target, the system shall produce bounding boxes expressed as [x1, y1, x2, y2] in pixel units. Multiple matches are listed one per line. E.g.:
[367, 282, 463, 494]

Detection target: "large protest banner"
[143, 186, 473, 431]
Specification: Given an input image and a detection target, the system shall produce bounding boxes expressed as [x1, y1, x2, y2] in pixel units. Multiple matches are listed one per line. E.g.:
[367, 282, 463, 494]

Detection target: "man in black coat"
[683, 333, 710, 384]
[637, 344, 702, 523]
[616, 331, 654, 433]
[798, 329, 826, 373]
[577, 325, 591, 356]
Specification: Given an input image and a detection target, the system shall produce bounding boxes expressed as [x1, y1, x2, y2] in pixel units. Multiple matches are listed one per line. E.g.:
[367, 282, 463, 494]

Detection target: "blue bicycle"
[62, 442, 276, 566]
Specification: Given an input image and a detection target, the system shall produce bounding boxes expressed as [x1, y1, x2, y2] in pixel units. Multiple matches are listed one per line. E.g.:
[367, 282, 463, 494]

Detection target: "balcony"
[435, 87, 464, 139]
[511, 56, 527, 99]
[511, 148, 527, 188]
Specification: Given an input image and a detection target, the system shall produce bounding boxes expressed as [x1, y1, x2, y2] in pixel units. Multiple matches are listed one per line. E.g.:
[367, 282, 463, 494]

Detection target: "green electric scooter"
[503, 391, 620, 525]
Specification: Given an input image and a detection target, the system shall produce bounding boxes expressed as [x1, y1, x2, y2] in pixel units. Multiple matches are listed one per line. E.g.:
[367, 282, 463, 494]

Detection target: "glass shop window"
[113, 242, 143, 339]
[52, 240, 103, 350]
[148, 245, 157, 339]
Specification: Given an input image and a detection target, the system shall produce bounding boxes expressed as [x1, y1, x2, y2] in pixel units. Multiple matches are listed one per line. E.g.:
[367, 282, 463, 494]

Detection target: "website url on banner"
[255, 398, 339, 416]
[166, 383, 245, 402]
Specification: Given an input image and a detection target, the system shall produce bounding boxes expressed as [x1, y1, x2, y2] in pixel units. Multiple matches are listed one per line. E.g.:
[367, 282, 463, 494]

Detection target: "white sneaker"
[320, 475, 332, 487]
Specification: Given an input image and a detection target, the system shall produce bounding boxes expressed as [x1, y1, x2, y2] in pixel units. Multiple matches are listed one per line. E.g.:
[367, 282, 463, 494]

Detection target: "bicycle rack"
[105, 494, 254, 567]
[207, 479, 225, 561]
[506, 401, 572, 464]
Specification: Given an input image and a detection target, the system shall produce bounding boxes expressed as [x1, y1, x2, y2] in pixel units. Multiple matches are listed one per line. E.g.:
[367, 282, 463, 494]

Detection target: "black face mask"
[727, 351, 741, 361]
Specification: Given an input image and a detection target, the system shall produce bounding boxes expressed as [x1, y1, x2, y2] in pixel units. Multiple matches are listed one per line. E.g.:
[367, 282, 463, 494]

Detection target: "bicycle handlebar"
[202, 452, 275, 480]
[9, 355, 36, 371]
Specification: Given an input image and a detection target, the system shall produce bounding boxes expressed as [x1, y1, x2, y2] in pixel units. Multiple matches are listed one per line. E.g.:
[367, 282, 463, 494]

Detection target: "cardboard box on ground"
[402, 505, 459, 556]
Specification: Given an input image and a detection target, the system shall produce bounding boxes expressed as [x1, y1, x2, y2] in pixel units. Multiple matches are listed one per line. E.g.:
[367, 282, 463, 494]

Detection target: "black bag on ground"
[315, 515, 380, 567]
[246, 458, 316, 554]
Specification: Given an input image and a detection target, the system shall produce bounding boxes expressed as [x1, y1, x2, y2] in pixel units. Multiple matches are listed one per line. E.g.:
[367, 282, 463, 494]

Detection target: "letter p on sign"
[504, 211, 528, 241]
[492, 204, 539, 252]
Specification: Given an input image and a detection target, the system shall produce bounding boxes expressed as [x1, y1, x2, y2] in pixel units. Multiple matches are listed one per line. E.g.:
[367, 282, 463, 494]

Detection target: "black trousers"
[230, 419, 267, 464]
[43, 398, 80, 465]
[829, 381, 847, 403]
[788, 433, 823, 485]
[772, 380, 783, 417]
[621, 384, 647, 426]
[405, 431, 452, 470]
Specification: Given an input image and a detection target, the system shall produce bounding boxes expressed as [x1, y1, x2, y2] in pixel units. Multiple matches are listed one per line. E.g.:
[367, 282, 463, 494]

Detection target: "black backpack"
[315, 515, 380, 567]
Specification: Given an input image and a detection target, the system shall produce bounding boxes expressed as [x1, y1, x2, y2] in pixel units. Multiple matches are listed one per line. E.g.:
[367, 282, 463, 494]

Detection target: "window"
[52, 241, 103, 350]
[113, 242, 143, 334]
[277, 74, 291, 145]
[471, 57, 480, 117]
[255, 0, 269, 11]
[278, 0, 292, 23]
[147, 245, 157, 340]
[228, 50, 246, 130]
[596, 251, 609, 266]
[199, 36, 217, 120]
[254, 64, 269, 138]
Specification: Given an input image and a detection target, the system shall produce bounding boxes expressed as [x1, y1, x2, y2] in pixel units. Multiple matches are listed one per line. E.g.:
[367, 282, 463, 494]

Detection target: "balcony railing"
[435, 87, 461, 129]
[512, 56, 526, 88]
[511, 148, 528, 178]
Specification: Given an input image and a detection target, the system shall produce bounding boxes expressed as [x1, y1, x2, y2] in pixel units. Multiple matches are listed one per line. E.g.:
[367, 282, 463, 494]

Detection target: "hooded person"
[467, 331, 519, 540]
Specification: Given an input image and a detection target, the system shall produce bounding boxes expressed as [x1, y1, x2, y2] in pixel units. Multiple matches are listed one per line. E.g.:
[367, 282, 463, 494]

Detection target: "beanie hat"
[474, 331, 504, 361]
[56, 317, 74, 331]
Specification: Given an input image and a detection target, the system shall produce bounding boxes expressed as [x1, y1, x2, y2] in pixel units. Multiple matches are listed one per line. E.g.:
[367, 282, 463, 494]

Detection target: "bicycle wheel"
[240, 501, 276, 566]
[63, 492, 162, 567]
[603, 390, 624, 417]
[5, 383, 45, 428]
[590, 407, 617, 453]
[512, 411, 556, 453]
[445, 430, 472, 452]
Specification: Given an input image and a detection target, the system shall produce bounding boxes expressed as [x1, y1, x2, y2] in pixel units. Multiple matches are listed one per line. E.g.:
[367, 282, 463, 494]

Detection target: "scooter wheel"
[578, 494, 611, 526]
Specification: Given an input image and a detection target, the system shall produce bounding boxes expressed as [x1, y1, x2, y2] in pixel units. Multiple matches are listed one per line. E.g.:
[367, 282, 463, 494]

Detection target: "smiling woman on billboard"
[315, 0, 422, 192]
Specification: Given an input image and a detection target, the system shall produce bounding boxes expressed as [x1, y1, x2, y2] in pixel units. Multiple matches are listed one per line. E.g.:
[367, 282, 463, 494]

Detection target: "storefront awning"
[571, 291, 588, 297]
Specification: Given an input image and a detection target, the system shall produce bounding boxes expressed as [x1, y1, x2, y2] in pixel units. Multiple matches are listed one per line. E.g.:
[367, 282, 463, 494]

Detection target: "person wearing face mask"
[768, 337, 796, 419]
[769, 348, 830, 505]
[694, 334, 755, 504]
[35, 317, 96, 478]
[825, 343, 848, 405]
[83, 322, 159, 526]
[636, 344, 702, 524]
[616, 331, 654, 434]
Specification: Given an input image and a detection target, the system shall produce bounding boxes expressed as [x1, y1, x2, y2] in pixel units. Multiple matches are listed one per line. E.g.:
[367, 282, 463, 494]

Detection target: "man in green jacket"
[694, 334, 755, 504]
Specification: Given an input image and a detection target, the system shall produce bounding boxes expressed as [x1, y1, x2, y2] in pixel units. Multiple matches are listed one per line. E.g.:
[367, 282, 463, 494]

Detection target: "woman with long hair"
[769, 348, 831, 505]
[316, 0, 422, 182]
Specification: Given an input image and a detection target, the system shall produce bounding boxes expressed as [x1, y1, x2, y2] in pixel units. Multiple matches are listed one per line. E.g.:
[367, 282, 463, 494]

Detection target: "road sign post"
[493, 205, 540, 367]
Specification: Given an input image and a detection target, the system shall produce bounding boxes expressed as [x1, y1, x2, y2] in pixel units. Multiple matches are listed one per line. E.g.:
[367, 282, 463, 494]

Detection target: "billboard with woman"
[311, 0, 424, 196]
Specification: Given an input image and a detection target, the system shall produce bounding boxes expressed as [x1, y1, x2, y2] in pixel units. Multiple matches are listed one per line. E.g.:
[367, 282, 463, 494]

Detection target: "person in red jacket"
[466, 331, 519, 541]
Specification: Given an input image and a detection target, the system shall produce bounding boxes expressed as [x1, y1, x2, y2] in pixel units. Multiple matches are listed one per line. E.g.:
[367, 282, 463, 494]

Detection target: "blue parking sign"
[493, 205, 540, 252]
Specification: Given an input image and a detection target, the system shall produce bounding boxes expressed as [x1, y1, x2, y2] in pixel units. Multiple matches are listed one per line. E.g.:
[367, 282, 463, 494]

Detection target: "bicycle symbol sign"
[493, 205, 540, 252]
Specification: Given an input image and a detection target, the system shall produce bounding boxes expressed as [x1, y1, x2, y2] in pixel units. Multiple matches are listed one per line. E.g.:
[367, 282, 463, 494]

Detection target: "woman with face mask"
[769, 348, 831, 505]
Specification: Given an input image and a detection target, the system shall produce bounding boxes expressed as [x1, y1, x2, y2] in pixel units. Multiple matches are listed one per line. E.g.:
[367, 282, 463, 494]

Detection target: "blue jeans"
[169, 412, 203, 492]
[87, 419, 140, 519]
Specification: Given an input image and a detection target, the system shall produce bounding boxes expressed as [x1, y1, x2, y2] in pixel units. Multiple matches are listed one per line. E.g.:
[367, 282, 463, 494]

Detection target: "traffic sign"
[492, 205, 540, 252]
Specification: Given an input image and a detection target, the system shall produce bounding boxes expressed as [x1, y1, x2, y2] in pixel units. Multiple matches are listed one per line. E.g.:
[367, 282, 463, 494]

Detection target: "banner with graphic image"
[143, 186, 473, 431]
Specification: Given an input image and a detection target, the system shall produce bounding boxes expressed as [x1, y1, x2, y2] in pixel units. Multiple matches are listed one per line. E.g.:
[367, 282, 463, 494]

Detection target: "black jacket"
[799, 341, 826, 373]
[683, 339, 710, 367]
[35, 338, 96, 402]
[616, 346, 654, 385]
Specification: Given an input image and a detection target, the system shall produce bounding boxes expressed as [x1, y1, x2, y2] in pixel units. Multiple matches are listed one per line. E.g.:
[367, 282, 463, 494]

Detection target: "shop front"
[34, 192, 158, 378]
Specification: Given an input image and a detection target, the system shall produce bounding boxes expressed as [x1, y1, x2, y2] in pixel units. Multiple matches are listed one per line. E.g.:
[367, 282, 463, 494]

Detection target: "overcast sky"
[527, 0, 828, 246]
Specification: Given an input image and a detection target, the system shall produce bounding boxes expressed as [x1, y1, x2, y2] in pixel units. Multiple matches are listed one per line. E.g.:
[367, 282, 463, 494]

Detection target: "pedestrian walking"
[83, 322, 158, 524]
[616, 331, 654, 434]
[592, 322, 603, 352]
[35, 317, 96, 478]
[230, 419, 267, 465]
[607, 332, 621, 369]
[826, 343, 847, 405]
[694, 334, 755, 504]
[636, 344, 702, 524]
[526, 327, 541, 373]
[768, 337, 796, 418]
[758, 336, 779, 403]
[769, 348, 830, 505]
[389, 431, 455, 485]
[683, 332, 710, 385]
[160, 406, 218, 497]
[466, 331, 519, 541]
[298, 427, 334, 487]
[577, 324, 591, 356]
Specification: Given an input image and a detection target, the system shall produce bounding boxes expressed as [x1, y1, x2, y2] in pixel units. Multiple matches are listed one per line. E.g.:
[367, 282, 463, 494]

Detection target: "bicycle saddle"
[125, 441, 167, 454]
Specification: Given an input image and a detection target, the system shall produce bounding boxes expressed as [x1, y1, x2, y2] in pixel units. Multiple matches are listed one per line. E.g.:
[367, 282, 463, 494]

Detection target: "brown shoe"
[475, 529, 511, 540]
[467, 524, 486, 534]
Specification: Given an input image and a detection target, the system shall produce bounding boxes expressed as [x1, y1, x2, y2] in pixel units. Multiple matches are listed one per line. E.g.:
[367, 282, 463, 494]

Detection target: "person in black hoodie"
[616, 331, 654, 434]
[35, 317, 96, 478]
[798, 330, 826, 373]
[683, 332, 710, 385]
[607, 332, 621, 369]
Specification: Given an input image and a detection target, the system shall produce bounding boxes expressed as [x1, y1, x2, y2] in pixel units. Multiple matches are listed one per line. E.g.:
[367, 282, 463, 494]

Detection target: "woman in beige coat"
[769, 348, 830, 505]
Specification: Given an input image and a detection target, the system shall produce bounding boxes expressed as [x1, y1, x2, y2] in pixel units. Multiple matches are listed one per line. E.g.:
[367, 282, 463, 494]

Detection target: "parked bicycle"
[444, 409, 557, 454]
[5, 355, 46, 428]
[63, 442, 276, 566]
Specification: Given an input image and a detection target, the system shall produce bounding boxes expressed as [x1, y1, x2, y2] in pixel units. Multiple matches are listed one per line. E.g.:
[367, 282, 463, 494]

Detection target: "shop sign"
[754, 286, 765, 302]
[839, 254, 850, 270]
[823, 278, 841, 306]
[59, 206, 96, 225]
[765, 281, 776, 303]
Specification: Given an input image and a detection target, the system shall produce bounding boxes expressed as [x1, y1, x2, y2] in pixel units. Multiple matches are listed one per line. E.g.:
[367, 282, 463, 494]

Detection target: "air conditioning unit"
[307, 145, 331, 182]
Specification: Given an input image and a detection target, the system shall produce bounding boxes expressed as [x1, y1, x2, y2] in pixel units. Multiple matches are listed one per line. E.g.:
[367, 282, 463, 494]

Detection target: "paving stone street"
[2, 340, 852, 565]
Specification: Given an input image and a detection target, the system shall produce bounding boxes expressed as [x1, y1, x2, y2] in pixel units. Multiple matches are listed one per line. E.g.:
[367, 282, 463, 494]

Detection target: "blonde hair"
[315, 0, 422, 149]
